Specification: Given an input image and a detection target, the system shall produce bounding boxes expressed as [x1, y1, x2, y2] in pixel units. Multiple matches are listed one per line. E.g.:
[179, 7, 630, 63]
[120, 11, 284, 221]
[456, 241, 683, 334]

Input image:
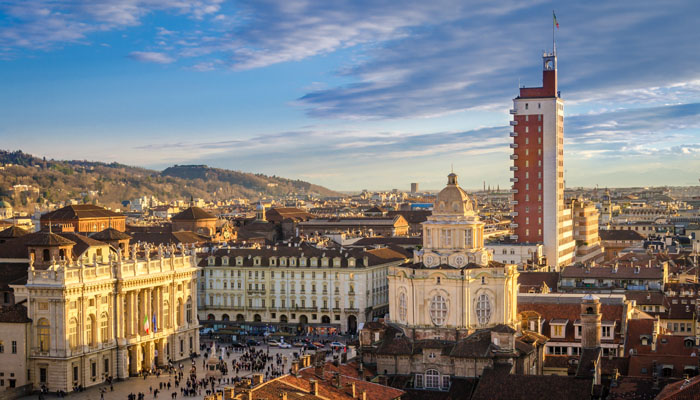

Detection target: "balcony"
[510, 143, 518, 149]
[510, 120, 518, 126]
[509, 131, 518, 137]
[510, 223, 519, 229]
[510, 166, 518, 171]
[509, 108, 517, 114]
[511, 212, 518, 217]
[510, 154, 518, 160]
[510, 177, 518, 183]
[510, 235, 519, 240]
[510, 200, 518, 206]
[511, 188, 518, 194]
[346, 308, 360, 313]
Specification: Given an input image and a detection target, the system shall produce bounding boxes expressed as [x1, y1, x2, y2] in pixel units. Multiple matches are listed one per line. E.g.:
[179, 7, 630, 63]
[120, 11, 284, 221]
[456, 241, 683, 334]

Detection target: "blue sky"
[0, 0, 698, 191]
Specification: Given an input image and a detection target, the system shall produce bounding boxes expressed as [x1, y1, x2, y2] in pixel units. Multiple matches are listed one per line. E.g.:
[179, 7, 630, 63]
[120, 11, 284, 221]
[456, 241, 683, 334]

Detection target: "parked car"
[268, 340, 281, 347]
[304, 344, 318, 351]
[246, 339, 261, 346]
[312, 342, 325, 348]
[292, 341, 305, 347]
[279, 343, 292, 349]
[231, 341, 245, 348]
[330, 341, 345, 349]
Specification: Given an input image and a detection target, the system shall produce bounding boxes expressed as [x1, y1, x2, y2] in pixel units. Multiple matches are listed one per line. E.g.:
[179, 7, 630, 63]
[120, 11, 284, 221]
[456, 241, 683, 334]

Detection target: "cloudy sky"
[1, 1, 698, 191]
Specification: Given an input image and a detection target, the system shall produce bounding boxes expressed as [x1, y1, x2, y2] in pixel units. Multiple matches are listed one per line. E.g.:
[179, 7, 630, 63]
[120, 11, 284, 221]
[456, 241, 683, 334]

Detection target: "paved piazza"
[20, 339, 344, 400]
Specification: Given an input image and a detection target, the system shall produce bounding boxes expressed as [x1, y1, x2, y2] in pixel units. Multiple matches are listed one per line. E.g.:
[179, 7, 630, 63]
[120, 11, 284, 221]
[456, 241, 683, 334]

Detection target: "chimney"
[309, 379, 319, 396]
[315, 359, 324, 378]
[333, 372, 342, 389]
[351, 382, 356, 398]
[362, 391, 367, 400]
[291, 361, 299, 376]
[253, 373, 263, 386]
[281, 392, 288, 400]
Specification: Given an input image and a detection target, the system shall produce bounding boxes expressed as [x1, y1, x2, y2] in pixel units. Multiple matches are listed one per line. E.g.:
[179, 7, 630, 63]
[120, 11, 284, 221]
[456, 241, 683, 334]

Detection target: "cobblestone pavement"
[19, 343, 330, 400]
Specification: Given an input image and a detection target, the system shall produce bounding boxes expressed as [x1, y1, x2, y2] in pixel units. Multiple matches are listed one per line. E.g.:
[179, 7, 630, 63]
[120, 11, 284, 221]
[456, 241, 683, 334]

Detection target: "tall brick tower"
[509, 49, 575, 269]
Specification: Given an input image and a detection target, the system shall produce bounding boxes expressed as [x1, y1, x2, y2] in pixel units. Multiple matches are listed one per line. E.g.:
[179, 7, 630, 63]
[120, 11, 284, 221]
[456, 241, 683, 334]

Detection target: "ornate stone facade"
[388, 173, 519, 338]
[10, 240, 199, 392]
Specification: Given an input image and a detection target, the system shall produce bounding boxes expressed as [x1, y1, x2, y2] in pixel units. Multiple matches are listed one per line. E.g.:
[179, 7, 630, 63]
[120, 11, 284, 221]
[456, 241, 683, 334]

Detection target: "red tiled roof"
[656, 374, 700, 400]
[171, 207, 216, 220]
[41, 204, 124, 220]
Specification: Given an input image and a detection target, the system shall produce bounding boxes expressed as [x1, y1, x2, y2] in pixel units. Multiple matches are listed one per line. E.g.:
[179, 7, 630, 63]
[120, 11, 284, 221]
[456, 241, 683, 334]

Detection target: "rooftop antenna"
[552, 10, 559, 55]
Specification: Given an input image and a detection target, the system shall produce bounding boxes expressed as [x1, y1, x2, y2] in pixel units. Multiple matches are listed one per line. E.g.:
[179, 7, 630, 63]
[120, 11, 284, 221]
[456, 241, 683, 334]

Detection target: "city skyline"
[1, 1, 699, 191]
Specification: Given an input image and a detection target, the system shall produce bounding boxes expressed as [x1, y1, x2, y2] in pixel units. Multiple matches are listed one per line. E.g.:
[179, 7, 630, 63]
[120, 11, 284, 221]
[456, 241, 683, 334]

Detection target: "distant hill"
[0, 150, 339, 211]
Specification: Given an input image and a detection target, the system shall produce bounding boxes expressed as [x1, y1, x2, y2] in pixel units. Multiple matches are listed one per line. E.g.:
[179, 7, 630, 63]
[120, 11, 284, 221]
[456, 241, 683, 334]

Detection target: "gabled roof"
[0, 303, 31, 323]
[91, 227, 132, 241]
[26, 231, 76, 247]
[0, 225, 28, 239]
[471, 364, 593, 400]
[656, 374, 700, 400]
[41, 204, 124, 220]
[600, 230, 646, 241]
[171, 207, 216, 221]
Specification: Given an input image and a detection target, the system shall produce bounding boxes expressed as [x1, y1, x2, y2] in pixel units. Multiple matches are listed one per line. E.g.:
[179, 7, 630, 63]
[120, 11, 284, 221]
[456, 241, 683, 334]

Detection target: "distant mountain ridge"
[0, 150, 339, 211]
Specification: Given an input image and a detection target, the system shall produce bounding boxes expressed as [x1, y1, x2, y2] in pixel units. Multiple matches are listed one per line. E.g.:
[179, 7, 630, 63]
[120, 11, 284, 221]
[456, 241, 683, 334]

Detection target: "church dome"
[433, 173, 473, 216]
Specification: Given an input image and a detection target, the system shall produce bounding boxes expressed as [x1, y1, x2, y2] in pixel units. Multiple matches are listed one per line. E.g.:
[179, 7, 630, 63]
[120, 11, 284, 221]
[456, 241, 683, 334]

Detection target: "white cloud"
[128, 51, 174, 64]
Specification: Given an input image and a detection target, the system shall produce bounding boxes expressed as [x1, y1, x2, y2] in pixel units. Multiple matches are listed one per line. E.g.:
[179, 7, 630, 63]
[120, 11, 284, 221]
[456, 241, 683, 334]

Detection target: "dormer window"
[208, 256, 215, 266]
[236, 257, 243, 266]
[280, 257, 287, 266]
[333, 258, 341, 267]
[310, 258, 317, 267]
[270, 257, 276, 266]
[300, 258, 307, 267]
[550, 320, 568, 338]
[222, 256, 229, 266]
[321, 258, 329, 267]
[290, 257, 296, 266]
[253, 257, 261, 266]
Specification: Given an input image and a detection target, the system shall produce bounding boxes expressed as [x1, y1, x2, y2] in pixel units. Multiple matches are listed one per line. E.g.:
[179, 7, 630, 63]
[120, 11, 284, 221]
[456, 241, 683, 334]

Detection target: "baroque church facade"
[377, 173, 546, 385]
[388, 173, 519, 339]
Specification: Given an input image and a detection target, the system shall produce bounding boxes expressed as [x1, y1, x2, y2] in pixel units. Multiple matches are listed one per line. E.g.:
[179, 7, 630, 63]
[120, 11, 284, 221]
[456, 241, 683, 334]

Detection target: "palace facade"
[6, 231, 199, 392]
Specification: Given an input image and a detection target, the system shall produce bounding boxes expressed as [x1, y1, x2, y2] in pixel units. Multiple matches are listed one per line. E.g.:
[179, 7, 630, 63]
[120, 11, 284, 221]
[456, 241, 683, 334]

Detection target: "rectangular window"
[11, 341, 16, 354]
[415, 374, 423, 388]
[40, 368, 47, 384]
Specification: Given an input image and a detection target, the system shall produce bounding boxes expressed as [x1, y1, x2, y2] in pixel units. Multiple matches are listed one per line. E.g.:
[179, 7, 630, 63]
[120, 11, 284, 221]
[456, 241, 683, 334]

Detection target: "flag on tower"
[144, 315, 150, 334]
[553, 11, 559, 29]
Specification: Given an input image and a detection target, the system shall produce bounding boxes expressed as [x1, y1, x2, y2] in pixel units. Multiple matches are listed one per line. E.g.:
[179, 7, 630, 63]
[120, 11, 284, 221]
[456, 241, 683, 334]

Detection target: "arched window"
[37, 318, 50, 352]
[163, 301, 170, 328]
[86, 314, 95, 346]
[69, 318, 79, 349]
[426, 369, 440, 389]
[429, 295, 448, 326]
[399, 292, 407, 322]
[476, 293, 492, 326]
[186, 296, 192, 324]
[100, 313, 109, 343]
[59, 248, 66, 260]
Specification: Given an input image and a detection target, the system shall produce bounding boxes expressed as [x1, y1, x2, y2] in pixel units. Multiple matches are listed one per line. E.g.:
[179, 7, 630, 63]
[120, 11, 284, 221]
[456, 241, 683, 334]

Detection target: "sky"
[0, 1, 699, 192]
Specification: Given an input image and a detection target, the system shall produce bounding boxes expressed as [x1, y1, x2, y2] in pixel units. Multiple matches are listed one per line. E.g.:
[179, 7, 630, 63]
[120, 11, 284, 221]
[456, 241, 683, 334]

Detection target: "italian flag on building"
[553, 11, 559, 29]
[144, 315, 150, 334]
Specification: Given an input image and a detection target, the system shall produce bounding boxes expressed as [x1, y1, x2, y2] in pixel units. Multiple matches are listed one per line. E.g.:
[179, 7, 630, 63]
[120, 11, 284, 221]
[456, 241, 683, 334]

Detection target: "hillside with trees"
[0, 150, 339, 211]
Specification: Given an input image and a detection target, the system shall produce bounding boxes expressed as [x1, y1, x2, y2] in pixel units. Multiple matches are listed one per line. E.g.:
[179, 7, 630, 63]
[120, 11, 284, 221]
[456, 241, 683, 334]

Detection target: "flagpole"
[552, 10, 555, 54]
